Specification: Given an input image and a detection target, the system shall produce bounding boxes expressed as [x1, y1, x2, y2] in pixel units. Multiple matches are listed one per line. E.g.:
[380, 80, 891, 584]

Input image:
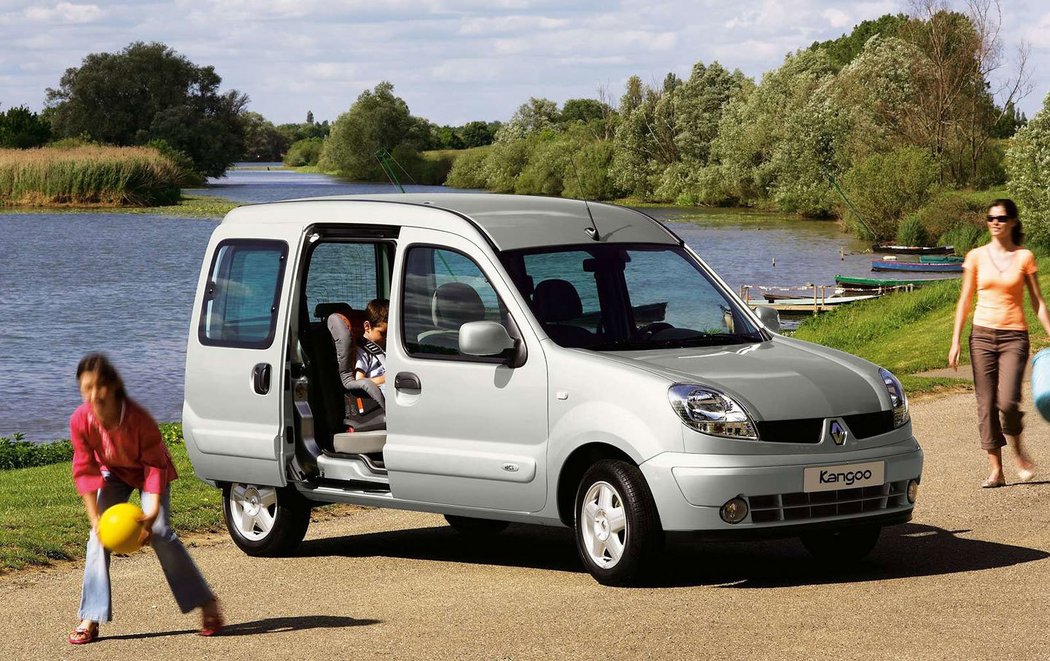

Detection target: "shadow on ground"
[297, 521, 1047, 589]
[100, 615, 377, 641]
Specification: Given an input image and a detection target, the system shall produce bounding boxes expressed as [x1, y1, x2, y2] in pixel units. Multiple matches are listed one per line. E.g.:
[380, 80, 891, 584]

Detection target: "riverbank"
[1, 192, 239, 218]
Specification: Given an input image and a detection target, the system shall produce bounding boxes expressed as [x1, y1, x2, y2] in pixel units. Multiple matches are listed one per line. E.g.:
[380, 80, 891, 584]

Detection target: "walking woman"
[67, 353, 223, 644]
[949, 199, 1050, 487]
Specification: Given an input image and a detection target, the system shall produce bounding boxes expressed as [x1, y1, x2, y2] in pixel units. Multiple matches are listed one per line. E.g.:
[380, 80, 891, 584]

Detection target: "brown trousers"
[969, 325, 1030, 450]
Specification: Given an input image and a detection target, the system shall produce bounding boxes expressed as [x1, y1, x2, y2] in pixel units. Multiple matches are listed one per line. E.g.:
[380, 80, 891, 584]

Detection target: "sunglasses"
[986, 215, 1012, 224]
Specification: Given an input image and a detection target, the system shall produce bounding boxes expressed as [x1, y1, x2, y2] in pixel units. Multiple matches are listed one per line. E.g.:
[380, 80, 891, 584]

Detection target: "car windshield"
[499, 244, 764, 351]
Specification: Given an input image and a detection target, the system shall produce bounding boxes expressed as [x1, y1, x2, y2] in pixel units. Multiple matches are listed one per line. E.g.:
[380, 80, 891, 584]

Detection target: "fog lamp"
[720, 497, 749, 524]
[907, 480, 919, 504]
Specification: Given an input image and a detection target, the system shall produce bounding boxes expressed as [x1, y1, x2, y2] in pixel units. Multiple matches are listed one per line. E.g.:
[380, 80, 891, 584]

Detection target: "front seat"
[532, 279, 595, 348]
[416, 282, 487, 352]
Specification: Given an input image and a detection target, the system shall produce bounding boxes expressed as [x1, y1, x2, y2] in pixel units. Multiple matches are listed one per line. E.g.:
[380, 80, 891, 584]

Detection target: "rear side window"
[199, 240, 287, 348]
[304, 242, 382, 320]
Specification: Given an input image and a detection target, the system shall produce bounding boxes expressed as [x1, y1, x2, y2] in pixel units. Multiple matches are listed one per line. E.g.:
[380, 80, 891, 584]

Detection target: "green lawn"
[791, 254, 1050, 393]
[0, 428, 224, 575]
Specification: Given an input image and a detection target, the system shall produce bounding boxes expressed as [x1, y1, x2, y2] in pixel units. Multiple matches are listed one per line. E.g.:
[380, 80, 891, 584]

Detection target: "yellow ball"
[97, 502, 145, 554]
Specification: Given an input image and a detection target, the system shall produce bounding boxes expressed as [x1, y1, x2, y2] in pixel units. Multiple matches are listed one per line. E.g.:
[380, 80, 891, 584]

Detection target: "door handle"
[253, 363, 272, 394]
[394, 372, 421, 391]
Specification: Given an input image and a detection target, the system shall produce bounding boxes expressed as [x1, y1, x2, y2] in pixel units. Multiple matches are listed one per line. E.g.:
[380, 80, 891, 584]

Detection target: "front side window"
[199, 240, 287, 348]
[401, 246, 507, 358]
[501, 244, 763, 351]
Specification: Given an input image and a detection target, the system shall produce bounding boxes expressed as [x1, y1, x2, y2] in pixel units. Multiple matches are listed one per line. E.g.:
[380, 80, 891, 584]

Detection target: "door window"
[305, 242, 384, 320]
[401, 246, 507, 358]
[199, 240, 287, 348]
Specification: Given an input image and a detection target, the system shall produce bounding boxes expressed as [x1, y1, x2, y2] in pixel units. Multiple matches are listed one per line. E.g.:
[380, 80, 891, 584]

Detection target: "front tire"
[222, 482, 311, 556]
[574, 460, 663, 586]
[801, 525, 881, 564]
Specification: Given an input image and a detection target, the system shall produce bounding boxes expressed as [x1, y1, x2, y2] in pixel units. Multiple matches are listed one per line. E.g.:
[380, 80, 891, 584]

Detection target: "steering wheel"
[634, 322, 674, 341]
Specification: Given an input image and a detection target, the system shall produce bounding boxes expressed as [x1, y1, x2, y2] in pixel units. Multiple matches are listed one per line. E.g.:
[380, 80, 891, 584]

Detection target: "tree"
[674, 61, 750, 165]
[495, 98, 560, 142]
[45, 41, 247, 177]
[460, 120, 497, 148]
[241, 112, 291, 162]
[0, 105, 51, 148]
[318, 81, 422, 181]
[560, 99, 608, 125]
[808, 14, 910, 70]
[1006, 92, 1050, 247]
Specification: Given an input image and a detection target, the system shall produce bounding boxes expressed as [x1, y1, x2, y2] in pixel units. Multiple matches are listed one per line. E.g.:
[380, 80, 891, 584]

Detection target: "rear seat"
[309, 302, 386, 455]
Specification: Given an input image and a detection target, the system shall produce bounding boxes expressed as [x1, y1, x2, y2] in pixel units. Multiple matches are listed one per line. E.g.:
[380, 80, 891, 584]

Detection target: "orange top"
[965, 245, 1037, 331]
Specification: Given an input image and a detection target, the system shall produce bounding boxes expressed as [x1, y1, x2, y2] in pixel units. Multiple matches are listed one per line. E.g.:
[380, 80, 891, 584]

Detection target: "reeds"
[0, 145, 189, 207]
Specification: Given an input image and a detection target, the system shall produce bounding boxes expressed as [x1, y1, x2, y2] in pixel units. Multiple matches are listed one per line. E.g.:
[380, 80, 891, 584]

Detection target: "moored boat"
[871, 244, 955, 255]
[919, 255, 965, 264]
[835, 274, 959, 289]
[872, 260, 963, 273]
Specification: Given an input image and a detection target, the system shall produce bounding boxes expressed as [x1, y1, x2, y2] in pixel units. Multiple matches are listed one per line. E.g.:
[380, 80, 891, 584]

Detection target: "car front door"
[384, 228, 548, 512]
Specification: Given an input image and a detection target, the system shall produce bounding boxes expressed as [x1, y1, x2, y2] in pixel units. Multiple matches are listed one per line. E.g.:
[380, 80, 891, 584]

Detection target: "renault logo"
[830, 420, 847, 446]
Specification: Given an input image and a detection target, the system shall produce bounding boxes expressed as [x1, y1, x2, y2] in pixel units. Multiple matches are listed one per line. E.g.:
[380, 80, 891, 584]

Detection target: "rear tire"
[574, 460, 663, 586]
[222, 482, 311, 556]
[801, 525, 881, 564]
[444, 515, 510, 535]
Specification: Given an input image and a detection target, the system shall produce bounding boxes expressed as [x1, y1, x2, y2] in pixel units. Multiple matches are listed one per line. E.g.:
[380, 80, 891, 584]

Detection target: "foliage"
[1006, 92, 1050, 248]
[839, 146, 938, 239]
[913, 189, 983, 243]
[319, 81, 423, 181]
[284, 137, 324, 167]
[276, 116, 330, 144]
[480, 137, 530, 192]
[495, 98, 560, 142]
[0, 434, 72, 470]
[808, 13, 910, 70]
[939, 221, 987, 255]
[241, 111, 292, 162]
[0, 105, 51, 148]
[460, 120, 499, 148]
[45, 42, 247, 178]
[896, 213, 930, 247]
[0, 145, 188, 207]
[674, 62, 749, 166]
[444, 145, 492, 189]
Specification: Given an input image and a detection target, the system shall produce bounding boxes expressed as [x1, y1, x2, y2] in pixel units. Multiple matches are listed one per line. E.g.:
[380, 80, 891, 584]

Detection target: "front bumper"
[639, 437, 923, 533]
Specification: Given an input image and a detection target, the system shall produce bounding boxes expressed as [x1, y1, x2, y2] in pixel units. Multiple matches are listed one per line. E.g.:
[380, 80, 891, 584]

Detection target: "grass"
[0, 146, 189, 207]
[0, 425, 224, 575]
[2, 193, 239, 219]
[791, 254, 1050, 393]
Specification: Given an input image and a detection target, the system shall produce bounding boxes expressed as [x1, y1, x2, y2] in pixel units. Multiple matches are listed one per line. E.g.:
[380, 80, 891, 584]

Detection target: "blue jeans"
[79, 474, 213, 622]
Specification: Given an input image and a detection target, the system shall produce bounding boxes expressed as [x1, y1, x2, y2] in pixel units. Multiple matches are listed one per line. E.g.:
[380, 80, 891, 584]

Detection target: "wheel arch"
[556, 442, 636, 527]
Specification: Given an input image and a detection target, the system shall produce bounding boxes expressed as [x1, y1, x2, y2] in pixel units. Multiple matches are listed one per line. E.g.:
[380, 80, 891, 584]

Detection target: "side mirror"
[753, 305, 781, 333]
[459, 321, 516, 357]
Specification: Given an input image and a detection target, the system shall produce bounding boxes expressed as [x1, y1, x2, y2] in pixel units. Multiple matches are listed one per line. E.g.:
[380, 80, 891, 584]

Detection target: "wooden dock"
[740, 284, 881, 314]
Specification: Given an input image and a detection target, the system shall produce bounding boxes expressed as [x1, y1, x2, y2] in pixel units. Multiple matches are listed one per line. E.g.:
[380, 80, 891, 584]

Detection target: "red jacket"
[70, 399, 178, 496]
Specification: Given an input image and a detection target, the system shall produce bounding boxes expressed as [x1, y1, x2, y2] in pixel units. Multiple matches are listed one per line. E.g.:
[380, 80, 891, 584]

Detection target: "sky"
[1, 0, 1049, 127]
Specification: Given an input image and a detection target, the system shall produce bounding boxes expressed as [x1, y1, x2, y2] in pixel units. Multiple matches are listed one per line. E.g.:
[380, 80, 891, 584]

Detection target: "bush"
[1007, 91, 1050, 248]
[283, 137, 324, 167]
[0, 145, 188, 206]
[444, 146, 491, 189]
[939, 222, 986, 256]
[0, 434, 73, 470]
[840, 146, 938, 240]
[896, 213, 930, 246]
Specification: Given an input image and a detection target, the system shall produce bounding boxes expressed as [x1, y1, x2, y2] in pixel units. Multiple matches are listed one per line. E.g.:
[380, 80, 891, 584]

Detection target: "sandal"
[68, 622, 98, 645]
[981, 477, 1006, 489]
[199, 598, 224, 637]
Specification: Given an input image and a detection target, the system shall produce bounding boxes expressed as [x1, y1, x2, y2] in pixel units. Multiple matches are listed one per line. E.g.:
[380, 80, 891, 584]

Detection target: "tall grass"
[0, 145, 190, 207]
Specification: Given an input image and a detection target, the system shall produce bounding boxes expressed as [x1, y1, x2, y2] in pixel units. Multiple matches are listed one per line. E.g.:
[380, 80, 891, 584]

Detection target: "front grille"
[755, 410, 895, 444]
[755, 418, 824, 443]
[843, 411, 895, 439]
[748, 480, 910, 524]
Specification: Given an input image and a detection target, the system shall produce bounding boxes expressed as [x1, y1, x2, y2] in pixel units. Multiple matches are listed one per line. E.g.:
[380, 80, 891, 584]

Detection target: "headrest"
[431, 282, 485, 330]
[314, 302, 355, 321]
[533, 279, 583, 323]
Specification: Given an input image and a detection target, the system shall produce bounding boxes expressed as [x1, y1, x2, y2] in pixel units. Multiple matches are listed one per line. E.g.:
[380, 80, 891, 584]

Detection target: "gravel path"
[2, 388, 1048, 660]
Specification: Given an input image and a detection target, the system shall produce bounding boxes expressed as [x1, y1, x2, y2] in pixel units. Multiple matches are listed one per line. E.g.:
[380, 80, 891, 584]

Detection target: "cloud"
[24, 2, 101, 23]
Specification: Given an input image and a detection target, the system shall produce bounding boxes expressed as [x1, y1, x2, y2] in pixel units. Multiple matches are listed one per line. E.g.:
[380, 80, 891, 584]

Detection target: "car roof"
[228, 193, 682, 251]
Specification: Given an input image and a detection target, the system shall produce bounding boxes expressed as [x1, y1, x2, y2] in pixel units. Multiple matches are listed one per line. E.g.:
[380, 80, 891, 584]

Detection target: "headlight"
[879, 368, 909, 428]
[668, 384, 758, 439]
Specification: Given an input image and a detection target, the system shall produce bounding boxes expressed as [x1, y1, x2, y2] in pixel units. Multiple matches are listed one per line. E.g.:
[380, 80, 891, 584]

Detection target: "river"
[0, 165, 931, 441]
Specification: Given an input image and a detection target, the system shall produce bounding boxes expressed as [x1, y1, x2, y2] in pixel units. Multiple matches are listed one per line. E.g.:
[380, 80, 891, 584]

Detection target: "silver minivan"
[183, 193, 923, 585]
